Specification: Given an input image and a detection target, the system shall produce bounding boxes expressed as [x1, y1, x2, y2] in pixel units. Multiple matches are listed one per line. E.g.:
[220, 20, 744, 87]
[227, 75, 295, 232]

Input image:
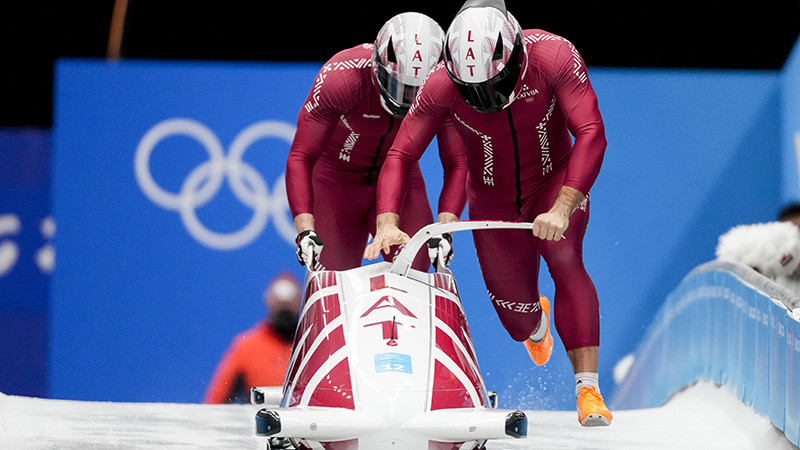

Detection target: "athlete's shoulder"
[304, 44, 373, 113]
[418, 61, 458, 97]
[409, 61, 457, 114]
[424, 62, 452, 87]
[523, 29, 578, 56]
[523, 29, 586, 79]
[323, 43, 374, 72]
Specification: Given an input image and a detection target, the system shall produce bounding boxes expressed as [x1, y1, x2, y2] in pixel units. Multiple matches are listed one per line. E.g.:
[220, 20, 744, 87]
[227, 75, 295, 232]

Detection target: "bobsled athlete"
[365, 0, 612, 426]
[286, 12, 467, 271]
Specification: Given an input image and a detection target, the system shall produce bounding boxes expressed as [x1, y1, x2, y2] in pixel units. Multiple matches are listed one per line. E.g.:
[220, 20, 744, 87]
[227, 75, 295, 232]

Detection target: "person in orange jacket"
[204, 271, 303, 404]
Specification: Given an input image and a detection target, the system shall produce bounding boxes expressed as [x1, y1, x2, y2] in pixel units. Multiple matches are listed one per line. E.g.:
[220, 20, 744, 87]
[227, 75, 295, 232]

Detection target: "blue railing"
[612, 260, 800, 446]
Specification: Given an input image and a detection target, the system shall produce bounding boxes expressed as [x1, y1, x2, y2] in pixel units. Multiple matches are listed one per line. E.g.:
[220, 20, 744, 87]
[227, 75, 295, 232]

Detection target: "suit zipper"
[506, 109, 522, 215]
[367, 116, 395, 185]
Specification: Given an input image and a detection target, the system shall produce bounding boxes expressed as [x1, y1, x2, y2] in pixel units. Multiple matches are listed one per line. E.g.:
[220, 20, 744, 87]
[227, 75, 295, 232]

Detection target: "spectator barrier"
[612, 260, 800, 447]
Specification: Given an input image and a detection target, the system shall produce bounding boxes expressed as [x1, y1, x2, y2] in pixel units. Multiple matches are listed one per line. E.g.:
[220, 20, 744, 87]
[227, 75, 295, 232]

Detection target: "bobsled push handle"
[390, 220, 534, 276]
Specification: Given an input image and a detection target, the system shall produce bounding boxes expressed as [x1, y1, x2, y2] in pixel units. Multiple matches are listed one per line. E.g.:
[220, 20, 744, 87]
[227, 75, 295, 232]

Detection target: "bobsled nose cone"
[378, 439, 409, 449]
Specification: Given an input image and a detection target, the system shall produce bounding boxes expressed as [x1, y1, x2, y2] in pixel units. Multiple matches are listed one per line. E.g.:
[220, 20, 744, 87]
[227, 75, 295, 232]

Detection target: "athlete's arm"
[285, 65, 354, 234]
[365, 73, 452, 259]
[533, 40, 606, 241]
[433, 117, 468, 221]
[551, 40, 607, 197]
[285, 116, 338, 234]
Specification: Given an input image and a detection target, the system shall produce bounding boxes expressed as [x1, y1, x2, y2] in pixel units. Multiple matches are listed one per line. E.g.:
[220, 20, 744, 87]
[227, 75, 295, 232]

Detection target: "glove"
[296, 230, 323, 269]
[427, 232, 453, 269]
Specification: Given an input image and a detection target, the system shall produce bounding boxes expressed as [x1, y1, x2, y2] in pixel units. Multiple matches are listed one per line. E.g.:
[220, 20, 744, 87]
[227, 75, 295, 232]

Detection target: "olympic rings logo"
[134, 118, 296, 250]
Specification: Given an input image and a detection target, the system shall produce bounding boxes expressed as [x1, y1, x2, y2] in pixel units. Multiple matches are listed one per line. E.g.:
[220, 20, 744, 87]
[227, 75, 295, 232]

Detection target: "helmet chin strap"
[370, 73, 399, 117]
[496, 34, 529, 111]
[378, 93, 407, 119]
[505, 55, 529, 109]
[378, 94, 393, 115]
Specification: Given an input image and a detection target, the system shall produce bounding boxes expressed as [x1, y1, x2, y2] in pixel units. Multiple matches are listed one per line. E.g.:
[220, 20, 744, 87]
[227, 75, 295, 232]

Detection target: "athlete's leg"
[312, 171, 371, 271]
[471, 225, 544, 342]
[524, 175, 599, 353]
[524, 179, 610, 425]
[533, 183, 601, 378]
[537, 198, 599, 352]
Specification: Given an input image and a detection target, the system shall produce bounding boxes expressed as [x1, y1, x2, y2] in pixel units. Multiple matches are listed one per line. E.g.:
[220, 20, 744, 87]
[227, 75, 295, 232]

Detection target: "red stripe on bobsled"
[430, 359, 476, 410]
[370, 275, 386, 291]
[287, 293, 343, 384]
[433, 273, 459, 296]
[434, 327, 484, 407]
[370, 274, 408, 293]
[428, 441, 483, 450]
[305, 271, 338, 299]
[307, 357, 355, 410]
[288, 324, 350, 407]
[294, 438, 358, 450]
[435, 295, 481, 371]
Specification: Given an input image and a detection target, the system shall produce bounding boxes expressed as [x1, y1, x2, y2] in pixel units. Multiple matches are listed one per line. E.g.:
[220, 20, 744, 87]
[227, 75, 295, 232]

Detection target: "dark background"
[2, 1, 799, 128]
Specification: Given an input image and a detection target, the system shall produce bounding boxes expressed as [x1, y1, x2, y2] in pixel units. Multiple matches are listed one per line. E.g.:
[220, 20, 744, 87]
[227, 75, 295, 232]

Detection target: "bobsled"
[252, 221, 535, 450]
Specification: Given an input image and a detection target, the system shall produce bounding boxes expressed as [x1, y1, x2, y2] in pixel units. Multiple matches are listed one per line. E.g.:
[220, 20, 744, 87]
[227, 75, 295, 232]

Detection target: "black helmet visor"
[375, 64, 420, 117]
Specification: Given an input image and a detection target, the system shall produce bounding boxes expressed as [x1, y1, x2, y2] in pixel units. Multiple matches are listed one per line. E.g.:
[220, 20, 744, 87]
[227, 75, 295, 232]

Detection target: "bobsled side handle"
[390, 220, 534, 276]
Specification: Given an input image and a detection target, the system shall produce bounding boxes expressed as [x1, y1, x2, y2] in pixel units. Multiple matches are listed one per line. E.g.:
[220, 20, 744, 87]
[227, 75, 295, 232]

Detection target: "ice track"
[0, 382, 795, 450]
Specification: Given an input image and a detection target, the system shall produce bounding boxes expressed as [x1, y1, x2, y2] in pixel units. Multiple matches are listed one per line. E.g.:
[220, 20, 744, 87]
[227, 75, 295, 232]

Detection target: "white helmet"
[444, 0, 527, 113]
[373, 12, 445, 118]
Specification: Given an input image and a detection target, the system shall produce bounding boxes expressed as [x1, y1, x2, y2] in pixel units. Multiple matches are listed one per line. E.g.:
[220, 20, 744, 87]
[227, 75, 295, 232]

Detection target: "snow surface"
[0, 382, 795, 449]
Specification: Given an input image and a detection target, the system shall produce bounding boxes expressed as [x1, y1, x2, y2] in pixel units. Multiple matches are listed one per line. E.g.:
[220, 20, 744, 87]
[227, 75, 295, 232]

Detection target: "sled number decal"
[374, 352, 413, 374]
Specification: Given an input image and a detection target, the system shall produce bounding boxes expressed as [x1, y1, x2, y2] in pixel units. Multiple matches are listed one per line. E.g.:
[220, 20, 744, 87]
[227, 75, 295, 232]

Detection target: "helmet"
[263, 271, 302, 317]
[373, 12, 445, 118]
[444, 0, 527, 113]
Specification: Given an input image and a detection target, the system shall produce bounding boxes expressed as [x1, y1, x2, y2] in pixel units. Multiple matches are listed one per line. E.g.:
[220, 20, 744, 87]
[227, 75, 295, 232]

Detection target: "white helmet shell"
[444, 2, 527, 112]
[373, 12, 445, 117]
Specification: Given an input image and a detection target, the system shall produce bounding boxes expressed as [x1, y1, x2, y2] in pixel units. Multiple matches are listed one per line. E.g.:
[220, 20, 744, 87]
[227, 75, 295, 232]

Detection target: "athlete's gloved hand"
[427, 232, 453, 269]
[296, 230, 323, 269]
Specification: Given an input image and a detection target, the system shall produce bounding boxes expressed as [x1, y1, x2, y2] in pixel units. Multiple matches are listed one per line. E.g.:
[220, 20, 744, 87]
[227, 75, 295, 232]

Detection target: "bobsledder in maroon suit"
[365, 0, 613, 426]
[287, 12, 467, 272]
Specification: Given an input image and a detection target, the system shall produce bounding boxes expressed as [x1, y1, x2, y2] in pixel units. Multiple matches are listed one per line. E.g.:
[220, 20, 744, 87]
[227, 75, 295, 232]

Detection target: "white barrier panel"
[612, 260, 800, 447]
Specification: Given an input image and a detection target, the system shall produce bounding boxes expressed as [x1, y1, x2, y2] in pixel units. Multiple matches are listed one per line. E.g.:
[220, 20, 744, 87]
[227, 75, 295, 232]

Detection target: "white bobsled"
[252, 221, 534, 450]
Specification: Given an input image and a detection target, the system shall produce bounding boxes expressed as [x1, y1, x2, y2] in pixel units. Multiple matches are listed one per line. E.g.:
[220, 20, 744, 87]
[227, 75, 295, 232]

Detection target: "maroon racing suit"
[377, 30, 606, 350]
[286, 43, 467, 271]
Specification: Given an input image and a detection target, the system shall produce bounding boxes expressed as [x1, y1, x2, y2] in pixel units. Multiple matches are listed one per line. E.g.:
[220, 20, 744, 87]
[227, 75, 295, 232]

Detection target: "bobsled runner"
[252, 221, 535, 449]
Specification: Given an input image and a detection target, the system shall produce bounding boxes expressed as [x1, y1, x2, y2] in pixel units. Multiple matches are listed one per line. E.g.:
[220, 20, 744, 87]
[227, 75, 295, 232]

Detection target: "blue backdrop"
[782, 37, 800, 202]
[51, 60, 316, 401]
[47, 57, 791, 408]
[0, 129, 52, 398]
